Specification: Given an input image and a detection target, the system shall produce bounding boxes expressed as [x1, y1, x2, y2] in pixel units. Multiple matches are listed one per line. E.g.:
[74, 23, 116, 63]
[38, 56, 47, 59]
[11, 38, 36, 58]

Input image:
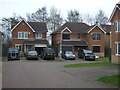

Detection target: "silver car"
[26, 51, 38, 60]
[64, 51, 76, 60]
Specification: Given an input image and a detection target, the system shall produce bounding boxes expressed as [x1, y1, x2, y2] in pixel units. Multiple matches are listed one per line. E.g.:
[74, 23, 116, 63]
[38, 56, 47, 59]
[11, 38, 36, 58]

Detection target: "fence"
[2, 44, 10, 57]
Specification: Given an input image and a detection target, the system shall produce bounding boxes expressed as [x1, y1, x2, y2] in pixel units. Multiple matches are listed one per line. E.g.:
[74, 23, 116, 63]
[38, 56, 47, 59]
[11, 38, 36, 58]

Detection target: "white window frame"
[15, 44, 22, 52]
[115, 42, 120, 56]
[36, 33, 42, 39]
[115, 21, 120, 32]
[18, 32, 28, 39]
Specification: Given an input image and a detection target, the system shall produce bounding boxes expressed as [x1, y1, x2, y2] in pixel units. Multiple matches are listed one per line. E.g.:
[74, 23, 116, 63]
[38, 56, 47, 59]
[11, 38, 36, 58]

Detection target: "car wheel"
[52, 57, 55, 60]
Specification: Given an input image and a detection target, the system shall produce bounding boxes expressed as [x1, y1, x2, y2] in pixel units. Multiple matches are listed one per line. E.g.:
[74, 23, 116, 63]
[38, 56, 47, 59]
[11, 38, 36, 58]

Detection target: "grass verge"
[64, 62, 120, 67]
[95, 75, 120, 86]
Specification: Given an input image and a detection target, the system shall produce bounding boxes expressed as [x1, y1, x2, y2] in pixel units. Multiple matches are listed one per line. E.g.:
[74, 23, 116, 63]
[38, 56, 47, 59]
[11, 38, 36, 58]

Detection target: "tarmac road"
[2, 59, 119, 88]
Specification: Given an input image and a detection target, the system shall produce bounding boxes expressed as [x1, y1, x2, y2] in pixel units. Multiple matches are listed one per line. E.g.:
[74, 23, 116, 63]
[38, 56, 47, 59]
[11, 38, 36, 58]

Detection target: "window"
[63, 34, 70, 40]
[93, 46, 100, 53]
[36, 33, 42, 39]
[18, 32, 28, 39]
[115, 43, 120, 55]
[15, 44, 22, 52]
[115, 21, 120, 32]
[92, 34, 100, 40]
[78, 34, 80, 38]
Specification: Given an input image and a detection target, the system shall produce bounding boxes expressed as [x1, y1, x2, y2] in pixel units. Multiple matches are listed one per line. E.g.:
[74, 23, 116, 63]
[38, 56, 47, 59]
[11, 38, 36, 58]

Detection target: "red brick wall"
[87, 26, 105, 55]
[111, 8, 120, 55]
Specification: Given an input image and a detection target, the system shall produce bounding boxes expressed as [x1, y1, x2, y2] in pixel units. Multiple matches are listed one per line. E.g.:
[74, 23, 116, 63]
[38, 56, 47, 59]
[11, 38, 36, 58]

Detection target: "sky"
[0, 0, 120, 20]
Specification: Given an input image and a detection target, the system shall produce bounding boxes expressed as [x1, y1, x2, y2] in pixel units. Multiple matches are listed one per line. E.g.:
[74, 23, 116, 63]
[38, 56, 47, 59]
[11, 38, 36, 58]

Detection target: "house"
[0, 31, 4, 57]
[52, 22, 109, 57]
[11, 20, 49, 55]
[109, 2, 120, 64]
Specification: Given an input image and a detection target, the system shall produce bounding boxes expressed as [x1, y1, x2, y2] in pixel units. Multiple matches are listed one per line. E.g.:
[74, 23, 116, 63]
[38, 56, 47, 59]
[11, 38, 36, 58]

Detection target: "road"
[2, 59, 119, 88]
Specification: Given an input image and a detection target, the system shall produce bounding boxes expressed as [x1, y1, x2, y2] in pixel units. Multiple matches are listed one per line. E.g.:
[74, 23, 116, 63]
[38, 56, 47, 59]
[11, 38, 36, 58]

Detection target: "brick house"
[109, 2, 120, 64]
[52, 22, 109, 57]
[11, 20, 49, 55]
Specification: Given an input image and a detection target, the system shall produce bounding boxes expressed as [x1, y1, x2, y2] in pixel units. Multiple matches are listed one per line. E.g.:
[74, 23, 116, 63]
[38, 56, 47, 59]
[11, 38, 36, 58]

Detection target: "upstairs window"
[36, 33, 42, 39]
[63, 34, 70, 40]
[115, 42, 120, 56]
[115, 21, 120, 32]
[92, 34, 100, 40]
[18, 32, 28, 39]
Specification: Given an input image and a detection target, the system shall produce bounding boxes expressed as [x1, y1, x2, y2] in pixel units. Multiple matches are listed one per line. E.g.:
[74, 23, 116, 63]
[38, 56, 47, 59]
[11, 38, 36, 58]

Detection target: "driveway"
[2, 59, 119, 88]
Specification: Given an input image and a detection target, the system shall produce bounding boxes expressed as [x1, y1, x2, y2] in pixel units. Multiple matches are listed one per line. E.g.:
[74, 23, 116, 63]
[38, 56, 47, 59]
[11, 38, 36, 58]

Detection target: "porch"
[24, 39, 49, 55]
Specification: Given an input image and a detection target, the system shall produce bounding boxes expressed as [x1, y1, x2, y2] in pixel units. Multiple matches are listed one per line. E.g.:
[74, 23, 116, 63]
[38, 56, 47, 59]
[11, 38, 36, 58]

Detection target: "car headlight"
[85, 54, 88, 56]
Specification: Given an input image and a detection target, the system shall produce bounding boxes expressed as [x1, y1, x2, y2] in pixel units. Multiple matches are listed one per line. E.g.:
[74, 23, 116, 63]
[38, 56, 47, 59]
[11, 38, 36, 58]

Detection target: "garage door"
[62, 46, 72, 53]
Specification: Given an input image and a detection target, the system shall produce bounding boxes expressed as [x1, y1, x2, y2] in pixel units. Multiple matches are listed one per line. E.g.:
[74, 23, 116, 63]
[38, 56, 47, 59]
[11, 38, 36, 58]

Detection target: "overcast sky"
[0, 0, 119, 20]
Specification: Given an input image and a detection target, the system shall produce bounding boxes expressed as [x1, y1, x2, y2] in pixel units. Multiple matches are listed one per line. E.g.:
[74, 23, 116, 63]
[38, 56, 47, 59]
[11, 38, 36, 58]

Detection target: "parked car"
[8, 48, 20, 61]
[63, 51, 76, 60]
[78, 49, 95, 60]
[26, 51, 38, 60]
[41, 48, 55, 60]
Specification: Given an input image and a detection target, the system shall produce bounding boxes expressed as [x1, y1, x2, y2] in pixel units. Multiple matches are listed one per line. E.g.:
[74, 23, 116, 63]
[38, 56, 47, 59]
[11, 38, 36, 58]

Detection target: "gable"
[61, 27, 72, 33]
[87, 25, 106, 34]
[11, 20, 35, 32]
[109, 4, 120, 22]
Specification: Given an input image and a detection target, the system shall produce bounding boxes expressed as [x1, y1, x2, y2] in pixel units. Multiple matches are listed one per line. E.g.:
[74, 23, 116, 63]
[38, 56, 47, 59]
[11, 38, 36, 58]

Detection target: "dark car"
[41, 48, 55, 60]
[78, 49, 95, 60]
[8, 48, 20, 60]
[26, 51, 38, 60]
[63, 51, 76, 60]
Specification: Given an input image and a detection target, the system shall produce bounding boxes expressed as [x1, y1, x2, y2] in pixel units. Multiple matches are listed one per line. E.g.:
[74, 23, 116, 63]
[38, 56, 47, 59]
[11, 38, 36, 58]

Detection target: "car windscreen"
[45, 49, 54, 53]
[65, 51, 73, 54]
[28, 51, 37, 54]
[83, 50, 92, 53]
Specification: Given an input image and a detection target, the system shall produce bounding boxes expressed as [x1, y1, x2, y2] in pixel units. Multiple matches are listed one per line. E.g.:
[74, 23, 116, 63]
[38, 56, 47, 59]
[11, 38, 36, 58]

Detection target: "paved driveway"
[2, 59, 119, 88]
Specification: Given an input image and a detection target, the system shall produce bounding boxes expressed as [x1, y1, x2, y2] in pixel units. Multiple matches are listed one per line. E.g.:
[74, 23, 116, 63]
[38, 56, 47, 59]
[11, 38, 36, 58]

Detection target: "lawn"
[95, 75, 120, 86]
[96, 57, 109, 61]
[64, 62, 119, 67]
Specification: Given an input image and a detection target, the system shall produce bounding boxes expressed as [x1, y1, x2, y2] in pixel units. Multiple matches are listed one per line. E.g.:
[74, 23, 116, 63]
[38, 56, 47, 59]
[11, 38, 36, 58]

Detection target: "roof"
[28, 22, 48, 33]
[87, 25, 106, 33]
[100, 24, 111, 33]
[11, 20, 48, 33]
[109, 3, 120, 21]
[58, 40, 88, 46]
[52, 22, 90, 34]
[24, 39, 49, 45]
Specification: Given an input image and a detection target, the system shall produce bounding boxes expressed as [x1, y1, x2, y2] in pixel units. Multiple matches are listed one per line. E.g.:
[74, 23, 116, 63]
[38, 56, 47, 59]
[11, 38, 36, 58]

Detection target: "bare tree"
[26, 6, 48, 22]
[66, 10, 83, 22]
[94, 10, 108, 24]
[84, 14, 95, 25]
[47, 7, 63, 32]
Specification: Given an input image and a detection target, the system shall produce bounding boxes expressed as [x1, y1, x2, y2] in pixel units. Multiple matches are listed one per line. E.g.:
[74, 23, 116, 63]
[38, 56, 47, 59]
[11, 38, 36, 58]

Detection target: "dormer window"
[115, 21, 120, 32]
[36, 33, 42, 39]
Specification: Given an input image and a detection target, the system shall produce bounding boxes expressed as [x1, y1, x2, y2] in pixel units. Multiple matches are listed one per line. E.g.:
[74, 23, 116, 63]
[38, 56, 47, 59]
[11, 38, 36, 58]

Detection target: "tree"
[66, 10, 83, 22]
[47, 7, 63, 32]
[84, 14, 95, 25]
[94, 10, 108, 24]
[26, 6, 48, 22]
